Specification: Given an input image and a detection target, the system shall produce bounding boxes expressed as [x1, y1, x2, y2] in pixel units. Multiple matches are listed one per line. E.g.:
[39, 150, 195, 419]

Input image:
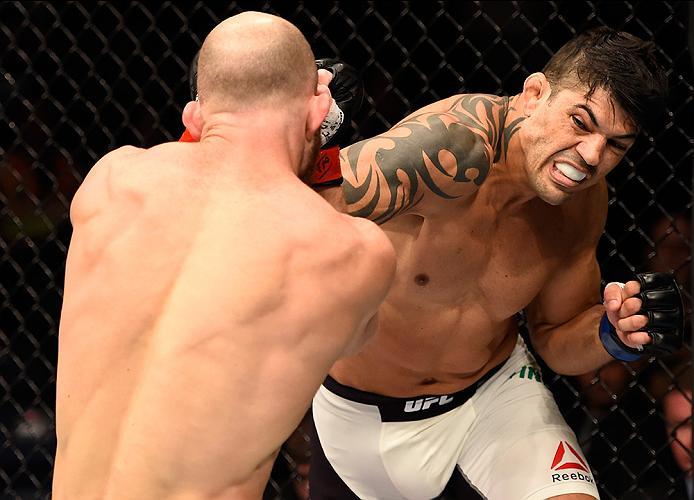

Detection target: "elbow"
[528, 330, 579, 376]
[532, 342, 592, 376]
[547, 362, 588, 377]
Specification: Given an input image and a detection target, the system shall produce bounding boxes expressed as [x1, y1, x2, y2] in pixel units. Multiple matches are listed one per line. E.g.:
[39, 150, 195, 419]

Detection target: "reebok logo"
[404, 395, 454, 412]
[551, 441, 588, 472]
[550, 441, 594, 484]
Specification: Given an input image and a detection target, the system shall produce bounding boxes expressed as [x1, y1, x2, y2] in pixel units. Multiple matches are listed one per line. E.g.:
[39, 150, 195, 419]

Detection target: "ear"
[306, 86, 331, 140]
[522, 72, 551, 115]
[182, 101, 203, 140]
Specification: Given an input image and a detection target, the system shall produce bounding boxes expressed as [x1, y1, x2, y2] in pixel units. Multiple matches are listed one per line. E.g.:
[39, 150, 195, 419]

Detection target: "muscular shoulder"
[397, 93, 504, 123]
[70, 146, 143, 225]
[341, 94, 510, 222]
[345, 216, 397, 274]
[334, 215, 396, 307]
[300, 206, 394, 264]
[393, 93, 504, 153]
[291, 208, 396, 302]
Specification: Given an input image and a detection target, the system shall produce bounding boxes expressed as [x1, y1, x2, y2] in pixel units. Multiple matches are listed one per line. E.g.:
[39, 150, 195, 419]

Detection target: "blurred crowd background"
[1, 2, 691, 499]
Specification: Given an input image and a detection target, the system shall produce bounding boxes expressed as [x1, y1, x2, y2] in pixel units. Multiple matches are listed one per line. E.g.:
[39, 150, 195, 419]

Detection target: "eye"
[608, 140, 628, 152]
[571, 115, 587, 130]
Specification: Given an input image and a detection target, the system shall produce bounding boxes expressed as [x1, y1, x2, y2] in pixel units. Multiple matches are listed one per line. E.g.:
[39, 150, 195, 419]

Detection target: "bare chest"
[384, 201, 568, 319]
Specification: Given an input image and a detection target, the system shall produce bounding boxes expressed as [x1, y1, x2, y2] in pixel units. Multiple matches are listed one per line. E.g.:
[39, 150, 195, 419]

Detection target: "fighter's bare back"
[53, 142, 394, 499]
[330, 92, 608, 397]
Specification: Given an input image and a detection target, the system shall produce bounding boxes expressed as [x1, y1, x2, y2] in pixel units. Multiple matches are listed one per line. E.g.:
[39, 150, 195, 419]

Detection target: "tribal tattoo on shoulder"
[342, 94, 525, 224]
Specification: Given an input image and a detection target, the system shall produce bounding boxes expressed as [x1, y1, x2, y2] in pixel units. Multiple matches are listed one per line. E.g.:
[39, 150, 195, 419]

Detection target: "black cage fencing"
[1, 2, 692, 499]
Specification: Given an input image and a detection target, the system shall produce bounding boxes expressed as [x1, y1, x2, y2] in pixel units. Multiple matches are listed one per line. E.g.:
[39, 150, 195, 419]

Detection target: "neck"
[485, 94, 538, 212]
[491, 94, 526, 163]
[198, 111, 305, 178]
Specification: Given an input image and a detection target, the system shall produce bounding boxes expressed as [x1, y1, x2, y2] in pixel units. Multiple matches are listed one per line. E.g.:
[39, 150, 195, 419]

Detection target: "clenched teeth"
[556, 162, 586, 182]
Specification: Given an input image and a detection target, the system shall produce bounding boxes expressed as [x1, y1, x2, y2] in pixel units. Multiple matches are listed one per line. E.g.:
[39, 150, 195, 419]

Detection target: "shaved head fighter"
[52, 12, 395, 500]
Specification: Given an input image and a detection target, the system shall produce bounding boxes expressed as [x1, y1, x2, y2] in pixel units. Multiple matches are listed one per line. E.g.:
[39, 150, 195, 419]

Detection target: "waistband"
[322, 360, 506, 422]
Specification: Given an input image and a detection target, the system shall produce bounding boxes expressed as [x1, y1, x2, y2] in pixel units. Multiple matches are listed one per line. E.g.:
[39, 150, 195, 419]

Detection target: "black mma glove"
[599, 272, 684, 361]
[309, 59, 364, 188]
[315, 58, 364, 148]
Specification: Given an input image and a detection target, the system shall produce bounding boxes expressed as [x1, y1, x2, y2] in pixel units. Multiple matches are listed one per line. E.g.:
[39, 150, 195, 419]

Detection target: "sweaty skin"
[328, 80, 642, 398]
[52, 141, 394, 497]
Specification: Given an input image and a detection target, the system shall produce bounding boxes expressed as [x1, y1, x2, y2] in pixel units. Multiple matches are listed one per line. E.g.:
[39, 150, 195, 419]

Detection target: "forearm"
[530, 304, 614, 375]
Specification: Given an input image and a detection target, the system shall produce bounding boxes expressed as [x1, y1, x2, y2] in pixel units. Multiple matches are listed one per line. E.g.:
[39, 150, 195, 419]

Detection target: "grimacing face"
[521, 85, 638, 205]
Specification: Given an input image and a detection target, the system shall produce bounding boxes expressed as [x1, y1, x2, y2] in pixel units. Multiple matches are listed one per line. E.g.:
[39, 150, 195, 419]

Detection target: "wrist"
[598, 312, 643, 362]
[310, 146, 343, 188]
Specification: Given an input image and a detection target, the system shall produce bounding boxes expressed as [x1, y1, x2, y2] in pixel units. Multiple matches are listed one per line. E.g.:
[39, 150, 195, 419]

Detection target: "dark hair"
[542, 27, 668, 133]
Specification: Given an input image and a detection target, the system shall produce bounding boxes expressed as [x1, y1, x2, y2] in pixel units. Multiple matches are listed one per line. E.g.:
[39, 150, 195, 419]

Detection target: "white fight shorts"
[311, 336, 600, 500]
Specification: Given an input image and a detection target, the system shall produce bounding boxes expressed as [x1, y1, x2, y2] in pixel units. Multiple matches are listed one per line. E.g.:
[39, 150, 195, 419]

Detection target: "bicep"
[340, 97, 498, 224]
[526, 187, 608, 335]
[526, 250, 603, 335]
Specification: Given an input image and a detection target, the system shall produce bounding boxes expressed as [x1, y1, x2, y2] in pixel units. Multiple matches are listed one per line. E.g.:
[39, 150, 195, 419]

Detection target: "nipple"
[414, 274, 430, 286]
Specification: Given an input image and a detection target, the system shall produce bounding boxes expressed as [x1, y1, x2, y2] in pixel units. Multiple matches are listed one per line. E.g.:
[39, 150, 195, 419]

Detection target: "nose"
[576, 134, 607, 169]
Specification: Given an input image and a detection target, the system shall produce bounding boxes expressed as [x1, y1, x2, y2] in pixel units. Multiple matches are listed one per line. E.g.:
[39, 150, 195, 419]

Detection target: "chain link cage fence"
[1, 1, 691, 499]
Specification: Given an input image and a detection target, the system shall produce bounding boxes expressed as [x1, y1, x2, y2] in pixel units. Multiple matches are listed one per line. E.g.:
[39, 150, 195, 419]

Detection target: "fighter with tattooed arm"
[309, 27, 682, 500]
